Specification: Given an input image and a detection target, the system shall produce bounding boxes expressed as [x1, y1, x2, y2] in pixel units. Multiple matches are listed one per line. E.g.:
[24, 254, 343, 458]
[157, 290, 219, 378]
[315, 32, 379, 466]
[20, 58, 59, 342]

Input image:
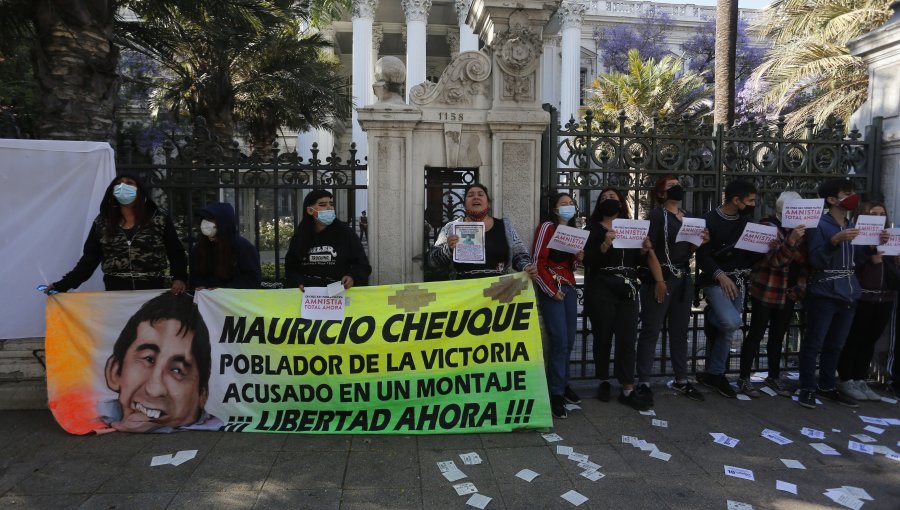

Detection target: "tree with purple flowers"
[680, 19, 765, 90]
[593, 8, 673, 73]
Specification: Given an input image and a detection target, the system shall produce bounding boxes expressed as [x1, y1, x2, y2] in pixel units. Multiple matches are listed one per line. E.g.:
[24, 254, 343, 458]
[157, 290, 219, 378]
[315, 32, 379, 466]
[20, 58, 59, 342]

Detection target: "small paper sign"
[735, 223, 778, 253]
[612, 219, 650, 249]
[851, 215, 886, 246]
[453, 222, 486, 264]
[781, 198, 824, 228]
[675, 217, 706, 246]
[877, 228, 900, 255]
[301, 288, 345, 320]
[724, 465, 755, 481]
[546, 224, 590, 254]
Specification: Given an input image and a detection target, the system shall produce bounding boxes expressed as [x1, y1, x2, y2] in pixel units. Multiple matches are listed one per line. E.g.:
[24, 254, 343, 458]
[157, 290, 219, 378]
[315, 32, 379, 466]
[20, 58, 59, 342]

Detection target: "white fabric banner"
[0, 139, 115, 339]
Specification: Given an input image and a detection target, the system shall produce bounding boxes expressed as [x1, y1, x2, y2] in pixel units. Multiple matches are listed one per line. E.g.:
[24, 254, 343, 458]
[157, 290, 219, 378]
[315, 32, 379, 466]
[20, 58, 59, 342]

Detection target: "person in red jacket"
[533, 193, 584, 419]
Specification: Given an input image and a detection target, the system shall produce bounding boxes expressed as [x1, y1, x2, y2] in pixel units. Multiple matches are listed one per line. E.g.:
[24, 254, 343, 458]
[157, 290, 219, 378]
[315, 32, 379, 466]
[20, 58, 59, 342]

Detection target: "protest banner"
[735, 223, 778, 253]
[852, 215, 887, 246]
[781, 198, 824, 229]
[45, 273, 551, 435]
[546, 225, 589, 254]
[877, 228, 900, 256]
[612, 219, 650, 249]
[675, 217, 706, 247]
[453, 222, 486, 264]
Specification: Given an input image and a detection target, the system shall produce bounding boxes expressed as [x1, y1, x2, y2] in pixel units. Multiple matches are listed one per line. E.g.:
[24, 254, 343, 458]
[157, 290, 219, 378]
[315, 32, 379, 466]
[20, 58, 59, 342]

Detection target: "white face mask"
[200, 219, 217, 238]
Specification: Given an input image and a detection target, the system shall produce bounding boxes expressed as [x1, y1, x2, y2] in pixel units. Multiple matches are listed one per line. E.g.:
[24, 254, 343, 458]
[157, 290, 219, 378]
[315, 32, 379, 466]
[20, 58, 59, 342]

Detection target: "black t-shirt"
[646, 207, 694, 275]
[454, 218, 509, 277]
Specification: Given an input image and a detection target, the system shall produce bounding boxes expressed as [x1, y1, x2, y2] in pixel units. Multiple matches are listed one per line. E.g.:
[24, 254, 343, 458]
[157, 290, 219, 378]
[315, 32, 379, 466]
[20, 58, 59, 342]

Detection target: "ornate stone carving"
[502, 74, 534, 101]
[373, 57, 407, 105]
[351, 0, 378, 20]
[454, 0, 473, 24]
[491, 19, 542, 79]
[372, 26, 384, 54]
[402, 0, 432, 23]
[409, 51, 491, 106]
[558, 0, 587, 30]
[447, 29, 460, 59]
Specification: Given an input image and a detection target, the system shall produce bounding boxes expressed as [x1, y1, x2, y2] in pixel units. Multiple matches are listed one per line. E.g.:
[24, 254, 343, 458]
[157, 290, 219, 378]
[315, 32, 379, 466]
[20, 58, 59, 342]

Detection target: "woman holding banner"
[532, 193, 584, 419]
[837, 202, 899, 401]
[428, 183, 537, 280]
[46, 174, 187, 294]
[584, 187, 663, 411]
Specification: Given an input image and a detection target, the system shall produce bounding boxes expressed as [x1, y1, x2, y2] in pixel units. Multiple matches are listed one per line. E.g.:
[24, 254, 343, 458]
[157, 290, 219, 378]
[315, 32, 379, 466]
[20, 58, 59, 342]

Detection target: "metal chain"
[662, 209, 684, 278]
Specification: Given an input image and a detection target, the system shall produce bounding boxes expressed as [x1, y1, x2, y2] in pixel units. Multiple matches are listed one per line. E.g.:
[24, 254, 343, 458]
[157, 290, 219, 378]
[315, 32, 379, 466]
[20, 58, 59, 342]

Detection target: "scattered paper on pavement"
[454, 482, 478, 496]
[150, 454, 173, 467]
[541, 433, 563, 443]
[776, 480, 797, 495]
[851, 434, 877, 443]
[169, 450, 197, 466]
[442, 469, 467, 482]
[801, 427, 825, 439]
[515, 469, 540, 482]
[556, 445, 574, 456]
[580, 469, 605, 481]
[460, 452, 482, 465]
[651, 419, 668, 428]
[780, 459, 806, 469]
[724, 465, 755, 481]
[810, 443, 841, 456]
[863, 425, 884, 435]
[649, 450, 671, 462]
[466, 493, 492, 509]
[727, 500, 754, 510]
[847, 441, 874, 455]
[560, 490, 588, 506]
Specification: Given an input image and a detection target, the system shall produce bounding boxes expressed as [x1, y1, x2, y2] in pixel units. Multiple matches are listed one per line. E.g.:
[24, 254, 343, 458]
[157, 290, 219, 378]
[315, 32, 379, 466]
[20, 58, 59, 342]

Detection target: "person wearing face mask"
[190, 202, 261, 290]
[45, 174, 187, 294]
[836, 202, 899, 402]
[428, 183, 537, 280]
[798, 178, 890, 409]
[584, 187, 663, 410]
[285, 189, 371, 290]
[532, 193, 584, 419]
[635, 176, 710, 405]
[740, 191, 808, 398]
[695, 179, 770, 398]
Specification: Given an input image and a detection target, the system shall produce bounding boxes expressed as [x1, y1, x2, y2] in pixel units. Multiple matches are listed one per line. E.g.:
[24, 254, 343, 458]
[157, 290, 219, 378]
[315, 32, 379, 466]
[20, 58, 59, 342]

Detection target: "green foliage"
[257, 217, 295, 251]
[584, 49, 711, 125]
[260, 262, 281, 284]
[0, 42, 38, 136]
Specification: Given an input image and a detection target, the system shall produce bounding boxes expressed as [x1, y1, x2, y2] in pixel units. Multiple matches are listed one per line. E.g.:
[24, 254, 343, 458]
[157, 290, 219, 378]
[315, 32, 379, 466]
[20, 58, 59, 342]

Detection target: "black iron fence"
[116, 118, 367, 287]
[541, 105, 883, 380]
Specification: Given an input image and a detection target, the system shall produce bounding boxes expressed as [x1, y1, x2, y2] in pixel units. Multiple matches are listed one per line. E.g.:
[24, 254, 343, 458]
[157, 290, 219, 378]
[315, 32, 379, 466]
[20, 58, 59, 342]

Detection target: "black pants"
[585, 282, 638, 385]
[740, 297, 795, 380]
[637, 277, 693, 382]
[837, 300, 893, 381]
[103, 275, 167, 291]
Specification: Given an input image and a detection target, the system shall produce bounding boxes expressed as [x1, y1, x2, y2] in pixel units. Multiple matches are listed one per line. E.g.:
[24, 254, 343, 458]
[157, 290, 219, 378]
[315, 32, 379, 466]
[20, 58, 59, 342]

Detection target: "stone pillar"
[352, 0, 378, 159]
[455, 0, 479, 53]
[541, 35, 561, 107]
[558, 1, 586, 126]
[447, 29, 460, 60]
[848, 2, 900, 220]
[403, 0, 432, 103]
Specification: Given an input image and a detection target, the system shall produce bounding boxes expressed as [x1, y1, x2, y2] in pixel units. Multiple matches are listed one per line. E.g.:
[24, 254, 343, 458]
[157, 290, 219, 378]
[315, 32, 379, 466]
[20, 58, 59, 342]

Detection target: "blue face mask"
[557, 205, 577, 221]
[316, 209, 336, 226]
[113, 183, 137, 205]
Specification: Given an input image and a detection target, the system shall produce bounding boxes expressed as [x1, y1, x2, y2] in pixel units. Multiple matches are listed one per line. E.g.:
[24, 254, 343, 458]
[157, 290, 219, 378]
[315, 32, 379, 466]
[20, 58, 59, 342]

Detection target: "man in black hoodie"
[190, 202, 261, 290]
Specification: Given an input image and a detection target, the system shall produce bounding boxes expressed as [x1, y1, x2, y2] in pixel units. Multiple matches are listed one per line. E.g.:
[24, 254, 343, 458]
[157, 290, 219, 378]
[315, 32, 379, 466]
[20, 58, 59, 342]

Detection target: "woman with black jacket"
[285, 190, 371, 290]
[190, 202, 261, 290]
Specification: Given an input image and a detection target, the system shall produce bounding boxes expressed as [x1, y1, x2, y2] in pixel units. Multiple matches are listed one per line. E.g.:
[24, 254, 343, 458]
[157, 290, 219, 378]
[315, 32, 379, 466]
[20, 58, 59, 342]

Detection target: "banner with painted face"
[45, 273, 551, 435]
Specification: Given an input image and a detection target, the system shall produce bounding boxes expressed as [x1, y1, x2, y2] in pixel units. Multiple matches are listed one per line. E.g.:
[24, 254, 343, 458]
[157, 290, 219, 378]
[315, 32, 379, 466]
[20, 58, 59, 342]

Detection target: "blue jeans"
[704, 285, 744, 375]
[538, 285, 578, 395]
[801, 295, 856, 391]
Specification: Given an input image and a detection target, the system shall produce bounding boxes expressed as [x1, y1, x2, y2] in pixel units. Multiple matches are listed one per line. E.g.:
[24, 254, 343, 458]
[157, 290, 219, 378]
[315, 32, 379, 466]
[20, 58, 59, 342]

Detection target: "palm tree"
[713, 0, 739, 128]
[584, 49, 711, 125]
[751, 0, 893, 135]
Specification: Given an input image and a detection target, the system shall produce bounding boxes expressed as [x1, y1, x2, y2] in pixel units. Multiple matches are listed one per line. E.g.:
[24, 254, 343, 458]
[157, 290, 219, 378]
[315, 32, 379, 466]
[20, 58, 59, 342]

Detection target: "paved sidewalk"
[1, 381, 899, 509]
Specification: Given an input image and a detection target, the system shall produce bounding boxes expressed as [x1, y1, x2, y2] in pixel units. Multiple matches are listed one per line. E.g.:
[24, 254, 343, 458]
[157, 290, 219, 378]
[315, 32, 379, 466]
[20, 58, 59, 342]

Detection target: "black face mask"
[599, 199, 621, 217]
[740, 204, 755, 217]
[666, 185, 685, 202]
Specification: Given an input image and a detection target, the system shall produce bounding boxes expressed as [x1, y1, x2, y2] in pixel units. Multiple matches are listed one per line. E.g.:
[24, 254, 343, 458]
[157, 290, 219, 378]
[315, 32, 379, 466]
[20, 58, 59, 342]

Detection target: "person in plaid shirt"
[739, 191, 808, 398]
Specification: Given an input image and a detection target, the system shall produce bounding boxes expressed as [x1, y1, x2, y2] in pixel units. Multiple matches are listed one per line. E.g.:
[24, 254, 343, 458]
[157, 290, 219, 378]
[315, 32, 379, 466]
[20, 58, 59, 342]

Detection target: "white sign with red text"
[301, 287, 346, 320]
[851, 215, 887, 246]
[675, 217, 706, 247]
[877, 228, 900, 256]
[781, 198, 824, 229]
[547, 225, 590, 254]
[735, 223, 778, 253]
[612, 219, 651, 249]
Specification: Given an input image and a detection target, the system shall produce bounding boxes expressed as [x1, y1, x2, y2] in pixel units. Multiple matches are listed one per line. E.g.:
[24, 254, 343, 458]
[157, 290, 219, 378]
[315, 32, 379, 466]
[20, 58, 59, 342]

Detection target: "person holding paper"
[837, 202, 899, 402]
[532, 193, 585, 419]
[584, 188, 663, 410]
[741, 191, 808, 398]
[190, 202, 261, 290]
[636, 176, 708, 404]
[798, 178, 884, 409]
[285, 190, 371, 290]
[428, 183, 536, 280]
[696, 180, 767, 398]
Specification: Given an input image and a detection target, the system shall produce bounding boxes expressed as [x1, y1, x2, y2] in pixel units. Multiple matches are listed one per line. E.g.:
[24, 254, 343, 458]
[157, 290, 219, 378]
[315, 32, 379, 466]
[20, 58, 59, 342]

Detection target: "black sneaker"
[891, 381, 900, 397]
[817, 388, 859, 408]
[564, 385, 582, 405]
[696, 371, 714, 388]
[635, 384, 654, 407]
[551, 395, 568, 419]
[713, 375, 737, 398]
[597, 381, 611, 402]
[764, 376, 792, 397]
[798, 389, 816, 409]
[618, 390, 651, 411]
[673, 381, 705, 402]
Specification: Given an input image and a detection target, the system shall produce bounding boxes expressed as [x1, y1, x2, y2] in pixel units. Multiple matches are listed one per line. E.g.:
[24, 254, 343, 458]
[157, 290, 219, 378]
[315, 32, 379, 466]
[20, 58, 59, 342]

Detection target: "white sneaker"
[838, 380, 867, 401]
[857, 380, 881, 401]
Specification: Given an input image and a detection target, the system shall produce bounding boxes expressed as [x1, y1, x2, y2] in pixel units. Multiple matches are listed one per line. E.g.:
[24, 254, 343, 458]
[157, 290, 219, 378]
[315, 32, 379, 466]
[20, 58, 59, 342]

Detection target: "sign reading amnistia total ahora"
[45, 273, 551, 435]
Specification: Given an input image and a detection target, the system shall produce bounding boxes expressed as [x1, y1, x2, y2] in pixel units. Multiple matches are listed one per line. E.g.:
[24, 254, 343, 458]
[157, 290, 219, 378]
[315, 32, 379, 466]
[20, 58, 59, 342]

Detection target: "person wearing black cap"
[45, 174, 188, 294]
[284, 189, 371, 289]
[190, 202, 261, 290]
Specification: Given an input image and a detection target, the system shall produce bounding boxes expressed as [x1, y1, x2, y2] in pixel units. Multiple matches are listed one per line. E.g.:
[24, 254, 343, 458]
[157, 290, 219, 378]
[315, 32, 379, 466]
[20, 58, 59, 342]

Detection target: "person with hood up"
[284, 189, 371, 290]
[190, 202, 261, 290]
[45, 174, 187, 294]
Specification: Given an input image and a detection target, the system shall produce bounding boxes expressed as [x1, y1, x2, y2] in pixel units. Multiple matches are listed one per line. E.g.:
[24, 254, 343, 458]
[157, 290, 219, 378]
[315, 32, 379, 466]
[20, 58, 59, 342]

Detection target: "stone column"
[558, 1, 586, 126]
[541, 35, 561, 107]
[402, 0, 432, 103]
[455, 0, 479, 53]
[352, 0, 378, 159]
[447, 29, 460, 60]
